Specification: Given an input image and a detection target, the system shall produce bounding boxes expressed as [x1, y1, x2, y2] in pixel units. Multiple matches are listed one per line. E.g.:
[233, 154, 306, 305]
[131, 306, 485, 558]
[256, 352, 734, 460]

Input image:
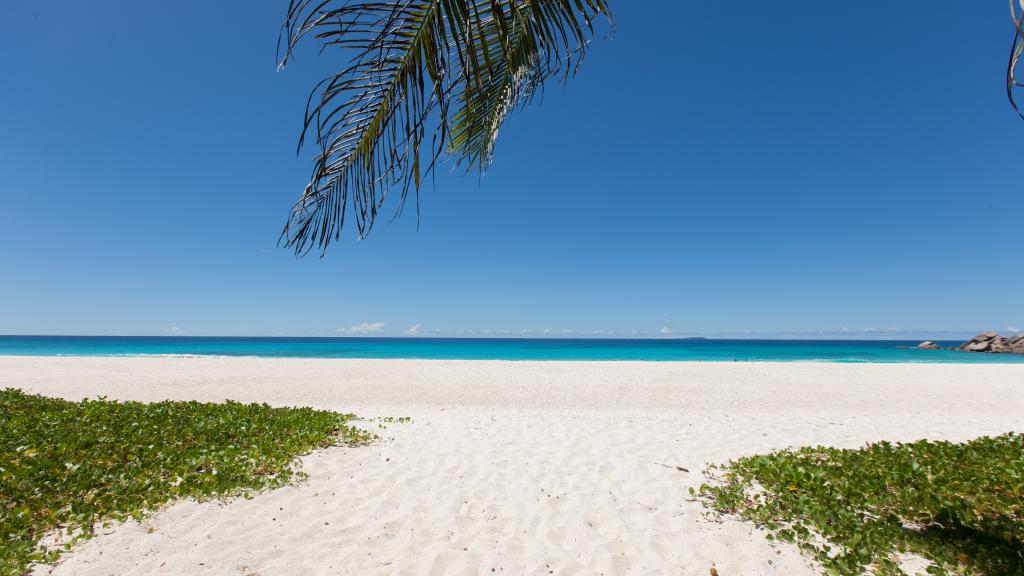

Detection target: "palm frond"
[278, 0, 612, 256]
[1009, 0, 1024, 119]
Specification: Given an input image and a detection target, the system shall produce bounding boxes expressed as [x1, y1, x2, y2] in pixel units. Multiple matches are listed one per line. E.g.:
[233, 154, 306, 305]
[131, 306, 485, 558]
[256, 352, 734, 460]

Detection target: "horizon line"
[0, 332, 999, 342]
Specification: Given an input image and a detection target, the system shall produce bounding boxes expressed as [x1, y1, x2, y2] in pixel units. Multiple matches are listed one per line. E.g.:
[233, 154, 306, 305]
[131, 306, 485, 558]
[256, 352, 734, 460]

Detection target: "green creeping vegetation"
[0, 389, 374, 575]
[694, 434, 1024, 575]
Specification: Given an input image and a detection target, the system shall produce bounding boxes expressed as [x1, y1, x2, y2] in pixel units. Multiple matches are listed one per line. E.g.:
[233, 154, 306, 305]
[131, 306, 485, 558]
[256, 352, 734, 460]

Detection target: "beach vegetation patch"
[695, 434, 1024, 575]
[0, 388, 373, 575]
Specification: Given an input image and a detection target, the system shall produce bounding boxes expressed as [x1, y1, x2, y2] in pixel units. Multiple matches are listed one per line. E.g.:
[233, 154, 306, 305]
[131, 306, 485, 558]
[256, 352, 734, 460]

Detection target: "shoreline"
[9, 357, 1024, 575]
[3, 353, 1023, 365]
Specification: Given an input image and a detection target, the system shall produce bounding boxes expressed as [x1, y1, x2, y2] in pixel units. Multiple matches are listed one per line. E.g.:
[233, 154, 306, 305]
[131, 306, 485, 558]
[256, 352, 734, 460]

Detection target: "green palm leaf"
[278, 0, 611, 256]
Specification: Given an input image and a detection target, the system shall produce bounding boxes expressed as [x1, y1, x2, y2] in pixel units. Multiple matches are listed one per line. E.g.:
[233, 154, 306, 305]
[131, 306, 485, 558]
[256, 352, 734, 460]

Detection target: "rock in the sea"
[964, 340, 992, 352]
[960, 332, 996, 352]
[958, 332, 1024, 354]
[914, 341, 941, 350]
[991, 341, 1014, 353]
[991, 333, 1024, 354]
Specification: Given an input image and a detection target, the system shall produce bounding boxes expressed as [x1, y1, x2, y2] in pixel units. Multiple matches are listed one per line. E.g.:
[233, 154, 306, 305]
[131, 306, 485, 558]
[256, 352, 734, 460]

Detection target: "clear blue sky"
[1, 1, 1021, 338]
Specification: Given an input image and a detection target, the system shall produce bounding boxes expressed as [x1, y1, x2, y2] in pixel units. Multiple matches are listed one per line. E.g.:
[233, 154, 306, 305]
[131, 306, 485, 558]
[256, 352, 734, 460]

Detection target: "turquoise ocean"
[1, 336, 1021, 363]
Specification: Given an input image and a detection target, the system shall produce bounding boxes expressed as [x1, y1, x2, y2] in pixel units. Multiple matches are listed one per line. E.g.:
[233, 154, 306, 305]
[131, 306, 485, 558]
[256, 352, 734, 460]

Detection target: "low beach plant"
[0, 388, 373, 575]
[695, 434, 1024, 575]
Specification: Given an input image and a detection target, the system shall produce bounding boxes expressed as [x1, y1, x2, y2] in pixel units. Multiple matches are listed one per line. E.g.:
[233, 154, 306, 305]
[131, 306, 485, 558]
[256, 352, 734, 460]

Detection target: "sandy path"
[3, 357, 1022, 576]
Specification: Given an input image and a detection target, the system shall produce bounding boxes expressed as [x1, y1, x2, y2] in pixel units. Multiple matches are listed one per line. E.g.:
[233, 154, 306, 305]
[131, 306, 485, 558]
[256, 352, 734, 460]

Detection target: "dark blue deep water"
[1, 336, 1021, 363]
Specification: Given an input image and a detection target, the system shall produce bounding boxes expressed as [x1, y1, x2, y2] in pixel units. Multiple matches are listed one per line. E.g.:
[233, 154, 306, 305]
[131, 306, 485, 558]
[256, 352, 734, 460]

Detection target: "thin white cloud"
[404, 324, 421, 336]
[163, 326, 183, 335]
[659, 326, 671, 334]
[1008, 326, 1021, 333]
[338, 321, 385, 335]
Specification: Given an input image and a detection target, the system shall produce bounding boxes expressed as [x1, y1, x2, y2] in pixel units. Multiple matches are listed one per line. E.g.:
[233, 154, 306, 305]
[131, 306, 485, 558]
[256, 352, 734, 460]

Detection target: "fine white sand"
[4, 356, 1023, 576]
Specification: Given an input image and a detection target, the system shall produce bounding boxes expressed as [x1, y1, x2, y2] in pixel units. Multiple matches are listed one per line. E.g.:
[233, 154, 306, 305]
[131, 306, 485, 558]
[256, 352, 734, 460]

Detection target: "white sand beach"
[4, 356, 1023, 576]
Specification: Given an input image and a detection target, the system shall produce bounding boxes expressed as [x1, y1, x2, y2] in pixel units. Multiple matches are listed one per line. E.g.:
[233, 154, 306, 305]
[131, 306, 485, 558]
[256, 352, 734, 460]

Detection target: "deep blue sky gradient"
[1, 1, 1021, 338]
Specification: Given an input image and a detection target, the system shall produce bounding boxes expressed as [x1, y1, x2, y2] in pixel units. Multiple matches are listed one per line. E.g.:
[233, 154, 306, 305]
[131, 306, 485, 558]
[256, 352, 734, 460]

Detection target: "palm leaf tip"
[1011, 0, 1024, 119]
[277, 0, 612, 256]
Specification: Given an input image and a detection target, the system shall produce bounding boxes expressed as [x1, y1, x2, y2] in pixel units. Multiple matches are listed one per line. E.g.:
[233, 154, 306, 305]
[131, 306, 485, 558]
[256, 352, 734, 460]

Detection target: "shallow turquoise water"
[1, 336, 1021, 363]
